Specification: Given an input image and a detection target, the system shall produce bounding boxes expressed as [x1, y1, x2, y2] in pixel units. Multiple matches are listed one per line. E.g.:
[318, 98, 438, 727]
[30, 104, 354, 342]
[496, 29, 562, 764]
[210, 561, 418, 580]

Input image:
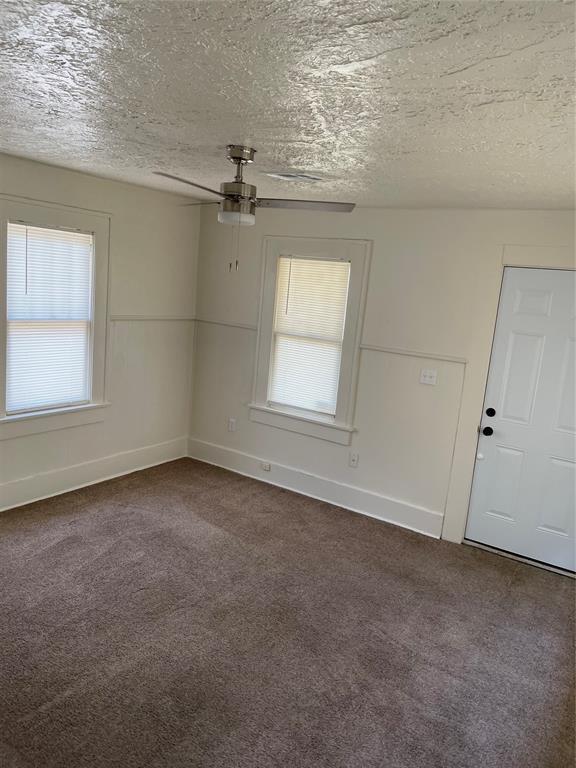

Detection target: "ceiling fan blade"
[154, 171, 227, 198]
[179, 201, 220, 207]
[257, 198, 355, 213]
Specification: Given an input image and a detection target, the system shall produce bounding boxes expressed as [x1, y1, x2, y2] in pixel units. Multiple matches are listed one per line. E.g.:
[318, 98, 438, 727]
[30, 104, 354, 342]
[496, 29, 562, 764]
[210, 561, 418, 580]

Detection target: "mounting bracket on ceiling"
[226, 145, 256, 183]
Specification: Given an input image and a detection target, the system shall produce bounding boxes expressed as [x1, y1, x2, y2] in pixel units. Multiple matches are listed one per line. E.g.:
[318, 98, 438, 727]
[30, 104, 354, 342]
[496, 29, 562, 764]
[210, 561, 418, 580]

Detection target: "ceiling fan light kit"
[218, 197, 256, 226]
[154, 145, 355, 225]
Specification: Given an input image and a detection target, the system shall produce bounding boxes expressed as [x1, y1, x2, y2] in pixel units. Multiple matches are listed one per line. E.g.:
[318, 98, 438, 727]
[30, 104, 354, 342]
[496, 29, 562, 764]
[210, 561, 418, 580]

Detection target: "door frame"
[440, 245, 575, 546]
[462, 263, 507, 542]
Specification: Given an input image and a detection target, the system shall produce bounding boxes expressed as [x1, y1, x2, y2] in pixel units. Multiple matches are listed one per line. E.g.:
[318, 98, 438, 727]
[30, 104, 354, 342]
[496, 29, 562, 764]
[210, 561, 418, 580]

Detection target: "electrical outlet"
[419, 368, 438, 386]
[261, 462, 271, 472]
[227, 417, 237, 432]
[349, 452, 359, 468]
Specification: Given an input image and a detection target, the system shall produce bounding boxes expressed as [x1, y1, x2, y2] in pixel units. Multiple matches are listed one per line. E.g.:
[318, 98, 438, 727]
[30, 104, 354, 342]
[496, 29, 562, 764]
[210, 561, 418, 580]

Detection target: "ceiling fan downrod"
[227, 144, 256, 183]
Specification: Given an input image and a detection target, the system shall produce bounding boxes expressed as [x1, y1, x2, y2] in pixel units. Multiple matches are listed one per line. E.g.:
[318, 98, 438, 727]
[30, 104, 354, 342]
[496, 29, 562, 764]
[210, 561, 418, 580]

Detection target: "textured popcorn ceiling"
[0, 0, 574, 208]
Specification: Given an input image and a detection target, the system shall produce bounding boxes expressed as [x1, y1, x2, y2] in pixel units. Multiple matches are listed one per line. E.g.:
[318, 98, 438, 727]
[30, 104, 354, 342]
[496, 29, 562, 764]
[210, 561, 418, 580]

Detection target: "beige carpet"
[0, 458, 573, 768]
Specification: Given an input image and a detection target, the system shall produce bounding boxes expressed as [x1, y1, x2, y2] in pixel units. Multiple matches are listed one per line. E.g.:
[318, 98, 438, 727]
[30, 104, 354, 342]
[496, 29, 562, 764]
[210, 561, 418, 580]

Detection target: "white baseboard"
[187, 437, 443, 538]
[1, 434, 444, 539]
[0, 436, 187, 512]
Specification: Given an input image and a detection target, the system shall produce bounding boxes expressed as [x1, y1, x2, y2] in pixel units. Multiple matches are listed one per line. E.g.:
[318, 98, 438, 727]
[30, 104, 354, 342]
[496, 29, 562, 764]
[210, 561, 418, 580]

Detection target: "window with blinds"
[6, 223, 94, 414]
[268, 256, 351, 416]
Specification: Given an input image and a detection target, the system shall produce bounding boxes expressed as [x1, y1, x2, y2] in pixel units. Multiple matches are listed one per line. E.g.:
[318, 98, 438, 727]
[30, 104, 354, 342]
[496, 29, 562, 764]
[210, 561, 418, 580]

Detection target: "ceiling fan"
[154, 145, 355, 226]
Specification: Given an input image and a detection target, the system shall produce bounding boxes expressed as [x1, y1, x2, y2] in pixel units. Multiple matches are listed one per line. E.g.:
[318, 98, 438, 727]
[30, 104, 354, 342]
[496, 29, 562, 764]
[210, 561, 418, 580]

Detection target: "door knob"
[482, 426, 494, 436]
[485, 407, 496, 417]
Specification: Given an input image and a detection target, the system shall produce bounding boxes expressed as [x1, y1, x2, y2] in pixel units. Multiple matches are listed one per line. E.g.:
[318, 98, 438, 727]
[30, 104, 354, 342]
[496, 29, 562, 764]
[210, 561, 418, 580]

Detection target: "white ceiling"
[0, 1, 574, 208]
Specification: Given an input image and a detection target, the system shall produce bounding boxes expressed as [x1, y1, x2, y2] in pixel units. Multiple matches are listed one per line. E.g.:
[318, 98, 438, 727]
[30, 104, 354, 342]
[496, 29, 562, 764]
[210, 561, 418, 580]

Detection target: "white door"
[466, 267, 575, 571]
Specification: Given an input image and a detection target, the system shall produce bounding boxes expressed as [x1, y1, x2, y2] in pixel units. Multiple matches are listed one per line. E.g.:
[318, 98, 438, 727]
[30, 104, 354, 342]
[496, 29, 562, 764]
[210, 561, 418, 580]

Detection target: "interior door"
[466, 267, 575, 571]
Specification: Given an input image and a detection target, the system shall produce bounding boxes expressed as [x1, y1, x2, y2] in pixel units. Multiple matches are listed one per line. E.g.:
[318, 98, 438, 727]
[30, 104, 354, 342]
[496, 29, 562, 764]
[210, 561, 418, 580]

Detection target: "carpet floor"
[0, 458, 573, 768]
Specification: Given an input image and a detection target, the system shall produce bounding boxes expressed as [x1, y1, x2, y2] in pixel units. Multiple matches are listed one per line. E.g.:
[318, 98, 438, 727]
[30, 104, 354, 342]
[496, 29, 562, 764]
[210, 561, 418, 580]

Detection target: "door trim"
[454, 264, 507, 543]
[441, 242, 575, 548]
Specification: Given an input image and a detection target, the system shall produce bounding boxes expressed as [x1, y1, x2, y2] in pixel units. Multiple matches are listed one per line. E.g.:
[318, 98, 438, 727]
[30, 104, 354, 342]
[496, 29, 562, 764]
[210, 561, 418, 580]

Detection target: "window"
[6, 224, 94, 414]
[1, 199, 109, 430]
[251, 237, 370, 445]
[269, 257, 350, 415]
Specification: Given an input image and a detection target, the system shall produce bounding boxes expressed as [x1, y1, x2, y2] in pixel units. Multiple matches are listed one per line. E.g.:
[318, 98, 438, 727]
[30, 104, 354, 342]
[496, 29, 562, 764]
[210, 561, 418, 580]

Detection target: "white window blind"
[268, 256, 350, 416]
[6, 223, 94, 414]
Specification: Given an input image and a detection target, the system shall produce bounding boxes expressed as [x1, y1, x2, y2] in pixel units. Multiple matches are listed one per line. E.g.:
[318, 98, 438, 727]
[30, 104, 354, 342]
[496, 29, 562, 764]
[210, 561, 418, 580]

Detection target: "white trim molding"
[187, 437, 444, 539]
[0, 401, 110, 440]
[248, 403, 355, 445]
[110, 315, 196, 322]
[0, 436, 187, 512]
[360, 344, 467, 365]
[502, 245, 575, 269]
[194, 317, 258, 331]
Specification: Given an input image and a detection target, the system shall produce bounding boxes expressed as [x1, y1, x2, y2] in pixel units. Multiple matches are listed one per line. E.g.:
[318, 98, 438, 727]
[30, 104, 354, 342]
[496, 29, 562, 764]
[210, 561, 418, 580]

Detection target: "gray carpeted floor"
[0, 458, 573, 768]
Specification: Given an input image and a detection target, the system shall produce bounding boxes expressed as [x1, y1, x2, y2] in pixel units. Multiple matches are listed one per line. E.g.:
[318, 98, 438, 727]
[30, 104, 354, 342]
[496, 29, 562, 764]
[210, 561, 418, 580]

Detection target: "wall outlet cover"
[419, 368, 438, 386]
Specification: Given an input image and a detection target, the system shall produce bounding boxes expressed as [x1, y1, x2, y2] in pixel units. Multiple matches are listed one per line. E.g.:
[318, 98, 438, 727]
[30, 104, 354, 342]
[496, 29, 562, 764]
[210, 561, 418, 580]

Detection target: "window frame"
[250, 236, 370, 445]
[0, 198, 110, 431]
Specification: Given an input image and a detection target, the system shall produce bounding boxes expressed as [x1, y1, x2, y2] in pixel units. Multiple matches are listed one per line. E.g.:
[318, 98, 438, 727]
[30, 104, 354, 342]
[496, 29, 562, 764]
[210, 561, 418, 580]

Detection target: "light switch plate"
[420, 368, 438, 386]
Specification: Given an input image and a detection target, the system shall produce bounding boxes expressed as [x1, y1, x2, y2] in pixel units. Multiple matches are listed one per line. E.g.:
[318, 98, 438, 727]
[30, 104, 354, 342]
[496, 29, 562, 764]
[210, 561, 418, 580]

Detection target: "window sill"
[0, 402, 110, 441]
[248, 403, 355, 445]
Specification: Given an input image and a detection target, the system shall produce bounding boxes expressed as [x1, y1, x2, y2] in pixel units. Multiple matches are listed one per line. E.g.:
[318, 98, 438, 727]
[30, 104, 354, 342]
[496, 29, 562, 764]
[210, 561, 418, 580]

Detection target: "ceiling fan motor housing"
[220, 180, 257, 219]
[220, 180, 256, 201]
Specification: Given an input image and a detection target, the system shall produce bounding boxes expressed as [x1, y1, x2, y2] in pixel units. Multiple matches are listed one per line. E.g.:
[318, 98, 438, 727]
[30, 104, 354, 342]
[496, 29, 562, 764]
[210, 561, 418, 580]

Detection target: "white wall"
[0, 154, 199, 508]
[1, 154, 573, 543]
[189, 207, 574, 539]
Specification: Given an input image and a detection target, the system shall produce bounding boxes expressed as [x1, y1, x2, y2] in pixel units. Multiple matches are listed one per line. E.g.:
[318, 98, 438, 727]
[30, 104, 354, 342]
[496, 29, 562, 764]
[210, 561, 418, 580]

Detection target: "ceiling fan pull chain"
[285, 257, 292, 315]
[234, 215, 241, 269]
[24, 225, 29, 295]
